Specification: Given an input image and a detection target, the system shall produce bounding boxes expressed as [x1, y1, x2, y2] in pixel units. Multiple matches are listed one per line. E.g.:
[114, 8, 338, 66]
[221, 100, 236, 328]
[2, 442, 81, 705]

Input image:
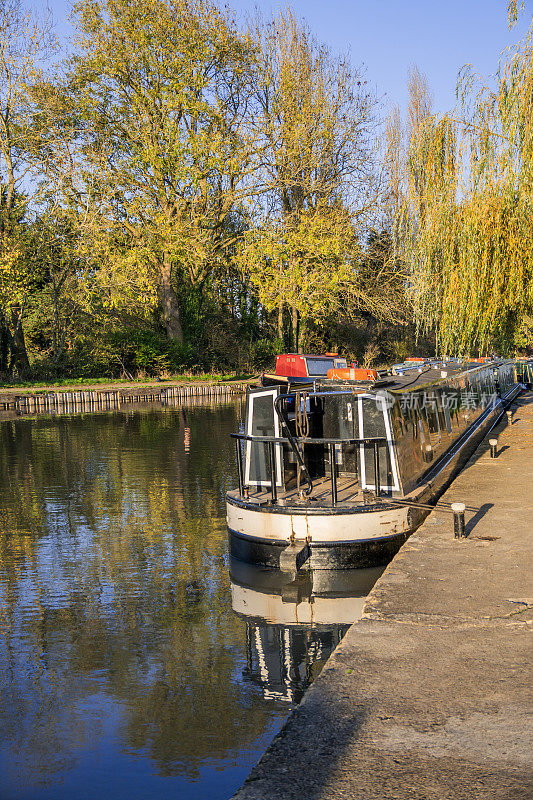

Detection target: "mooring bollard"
[489, 438, 498, 459]
[451, 502, 466, 538]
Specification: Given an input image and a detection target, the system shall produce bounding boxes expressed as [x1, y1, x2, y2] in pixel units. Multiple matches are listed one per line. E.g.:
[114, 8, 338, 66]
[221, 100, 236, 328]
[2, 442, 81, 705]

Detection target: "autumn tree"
[390, 26, 533, 357]
[32, 0, 258, 343]
[240, 10, 396, 353]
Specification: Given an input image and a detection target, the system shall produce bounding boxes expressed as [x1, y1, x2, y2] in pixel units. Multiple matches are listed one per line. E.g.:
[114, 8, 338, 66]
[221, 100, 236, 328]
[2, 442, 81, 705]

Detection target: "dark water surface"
[0, 405, 373, 800]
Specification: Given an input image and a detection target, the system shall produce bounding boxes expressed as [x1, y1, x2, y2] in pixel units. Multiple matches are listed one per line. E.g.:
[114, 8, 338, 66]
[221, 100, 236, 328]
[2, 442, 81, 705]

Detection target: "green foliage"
[31, 0, 258, 342]
[108, 330, 196, 376]
[66, 329, 197, 379]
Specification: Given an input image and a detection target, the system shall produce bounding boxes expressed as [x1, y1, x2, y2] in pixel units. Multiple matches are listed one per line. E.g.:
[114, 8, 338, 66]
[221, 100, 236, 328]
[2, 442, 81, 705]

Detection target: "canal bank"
[0, 378, 250, 417]
[233, 392, 533, 800]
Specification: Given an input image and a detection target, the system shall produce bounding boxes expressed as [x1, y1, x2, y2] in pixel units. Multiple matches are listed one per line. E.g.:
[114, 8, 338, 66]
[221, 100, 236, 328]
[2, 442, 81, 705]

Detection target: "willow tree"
[387, 68, 458, 347]
[31, 0, 257, 342]
[240, 9, 390, 353]
[391, 29, 533, 356]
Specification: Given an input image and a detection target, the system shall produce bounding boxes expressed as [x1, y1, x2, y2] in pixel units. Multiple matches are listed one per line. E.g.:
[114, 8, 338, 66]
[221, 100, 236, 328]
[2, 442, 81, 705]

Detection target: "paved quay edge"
[232, 392, 533, 800]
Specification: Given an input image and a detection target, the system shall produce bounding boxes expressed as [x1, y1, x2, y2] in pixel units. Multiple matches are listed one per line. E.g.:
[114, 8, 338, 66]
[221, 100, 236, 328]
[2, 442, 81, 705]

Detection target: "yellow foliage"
[391, 27, 533, 356]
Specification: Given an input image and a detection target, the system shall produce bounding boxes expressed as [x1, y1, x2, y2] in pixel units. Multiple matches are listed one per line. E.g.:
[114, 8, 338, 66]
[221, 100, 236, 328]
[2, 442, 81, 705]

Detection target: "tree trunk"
[9, 306, 31, 377]
[277, 302, 283, 343]
[299, 317, 308, 355]
[0, 311, 10, 373]
[291, 307, 301, 353]
[159, 253, 184, 342]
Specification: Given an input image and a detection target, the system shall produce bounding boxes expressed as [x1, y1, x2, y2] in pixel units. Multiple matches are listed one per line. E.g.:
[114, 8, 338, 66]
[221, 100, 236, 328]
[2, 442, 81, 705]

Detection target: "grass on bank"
[0, 372, 255, 392]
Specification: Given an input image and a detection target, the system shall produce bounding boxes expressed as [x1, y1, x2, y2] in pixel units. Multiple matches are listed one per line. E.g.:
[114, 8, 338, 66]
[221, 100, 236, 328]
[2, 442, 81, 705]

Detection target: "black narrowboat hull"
[228, 527, 409, 570]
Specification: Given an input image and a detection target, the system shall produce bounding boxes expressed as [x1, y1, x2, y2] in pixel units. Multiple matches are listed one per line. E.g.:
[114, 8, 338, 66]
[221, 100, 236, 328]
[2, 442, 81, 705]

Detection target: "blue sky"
[48, 0, 531, 116]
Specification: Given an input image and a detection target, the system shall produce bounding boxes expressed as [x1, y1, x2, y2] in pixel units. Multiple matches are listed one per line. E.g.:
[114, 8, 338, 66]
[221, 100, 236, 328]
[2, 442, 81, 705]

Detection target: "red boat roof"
[276, 353, 339, 359]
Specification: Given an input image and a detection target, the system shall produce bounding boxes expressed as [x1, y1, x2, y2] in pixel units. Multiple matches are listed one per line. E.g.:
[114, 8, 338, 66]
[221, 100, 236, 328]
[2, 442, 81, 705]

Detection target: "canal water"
[0, 404, 381, 800]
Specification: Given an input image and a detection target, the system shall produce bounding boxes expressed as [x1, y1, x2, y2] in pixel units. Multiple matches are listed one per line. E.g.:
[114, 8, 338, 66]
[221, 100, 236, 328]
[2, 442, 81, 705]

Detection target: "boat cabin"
[238, 359, 522, 503]
[273, 353, 347, 380]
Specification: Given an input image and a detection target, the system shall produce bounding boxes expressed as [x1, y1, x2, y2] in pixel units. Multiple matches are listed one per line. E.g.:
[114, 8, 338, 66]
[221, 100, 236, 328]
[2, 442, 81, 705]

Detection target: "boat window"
[448, 382, 462, 429]
[440, 390, 453, 434]
[397, 405, 419, 441]
[306, 358, 335, 376]
[360, 396, 387, 438]
[474, 374, 484, 403]
[435, 391, 449, 437]
[358, 395, 400, 492]
[408, 407, 419, 440]
[485, 371, 495, 394]
[417, 410, 429, 443]
[499, 363, 513, 390]
[424, 394, 441, 443]
[393, 403, 406, 435]
[244, 389, 283, 487]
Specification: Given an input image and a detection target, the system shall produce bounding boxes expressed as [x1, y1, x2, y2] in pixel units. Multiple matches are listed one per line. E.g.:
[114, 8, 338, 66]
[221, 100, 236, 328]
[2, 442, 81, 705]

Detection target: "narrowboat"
[226, 356, 530, 570]
[262, 353, 350, 385]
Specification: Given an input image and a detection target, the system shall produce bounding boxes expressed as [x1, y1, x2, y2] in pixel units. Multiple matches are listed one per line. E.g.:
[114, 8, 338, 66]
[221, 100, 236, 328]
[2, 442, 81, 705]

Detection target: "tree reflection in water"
[0, 405, 288, 800]
[0, 407, 382, 799]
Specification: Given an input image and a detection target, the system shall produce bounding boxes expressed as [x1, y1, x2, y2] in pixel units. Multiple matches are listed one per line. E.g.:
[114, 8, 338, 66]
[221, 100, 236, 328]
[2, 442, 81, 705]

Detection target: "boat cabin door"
[357, 394, 400, 494]
[244, 388, 284, 489]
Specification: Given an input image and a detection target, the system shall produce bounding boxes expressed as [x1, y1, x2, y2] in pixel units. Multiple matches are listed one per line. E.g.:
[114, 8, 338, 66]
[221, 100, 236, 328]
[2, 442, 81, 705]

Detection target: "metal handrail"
[230, 433, 389, 445]
[232, 432, 390, 504]
[272, 388, 382, 496]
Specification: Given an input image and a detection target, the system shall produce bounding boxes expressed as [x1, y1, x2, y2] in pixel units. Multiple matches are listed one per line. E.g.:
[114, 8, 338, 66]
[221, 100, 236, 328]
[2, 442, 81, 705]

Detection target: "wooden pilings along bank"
[0, 382, 249, 416]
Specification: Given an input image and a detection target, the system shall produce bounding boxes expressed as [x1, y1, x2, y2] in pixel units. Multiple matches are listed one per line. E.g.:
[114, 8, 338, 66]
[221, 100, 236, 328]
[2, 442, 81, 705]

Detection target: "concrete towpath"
[233, 393, 533, 800]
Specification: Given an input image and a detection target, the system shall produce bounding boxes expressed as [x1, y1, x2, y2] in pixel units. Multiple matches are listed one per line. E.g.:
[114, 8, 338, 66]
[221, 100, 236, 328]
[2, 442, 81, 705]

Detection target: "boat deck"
[240, 475, 372, 508]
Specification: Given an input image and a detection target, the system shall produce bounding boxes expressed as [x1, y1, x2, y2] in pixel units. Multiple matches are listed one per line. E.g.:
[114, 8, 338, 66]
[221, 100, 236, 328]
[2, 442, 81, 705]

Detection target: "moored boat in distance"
[226, 355, 531, 570]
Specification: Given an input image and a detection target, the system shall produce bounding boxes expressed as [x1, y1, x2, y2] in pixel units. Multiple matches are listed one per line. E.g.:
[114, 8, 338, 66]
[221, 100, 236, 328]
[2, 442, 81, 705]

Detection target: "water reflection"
[0, 406, 288, 800]
[230, 561, 384, 703]
[0, 406, 383, 800]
